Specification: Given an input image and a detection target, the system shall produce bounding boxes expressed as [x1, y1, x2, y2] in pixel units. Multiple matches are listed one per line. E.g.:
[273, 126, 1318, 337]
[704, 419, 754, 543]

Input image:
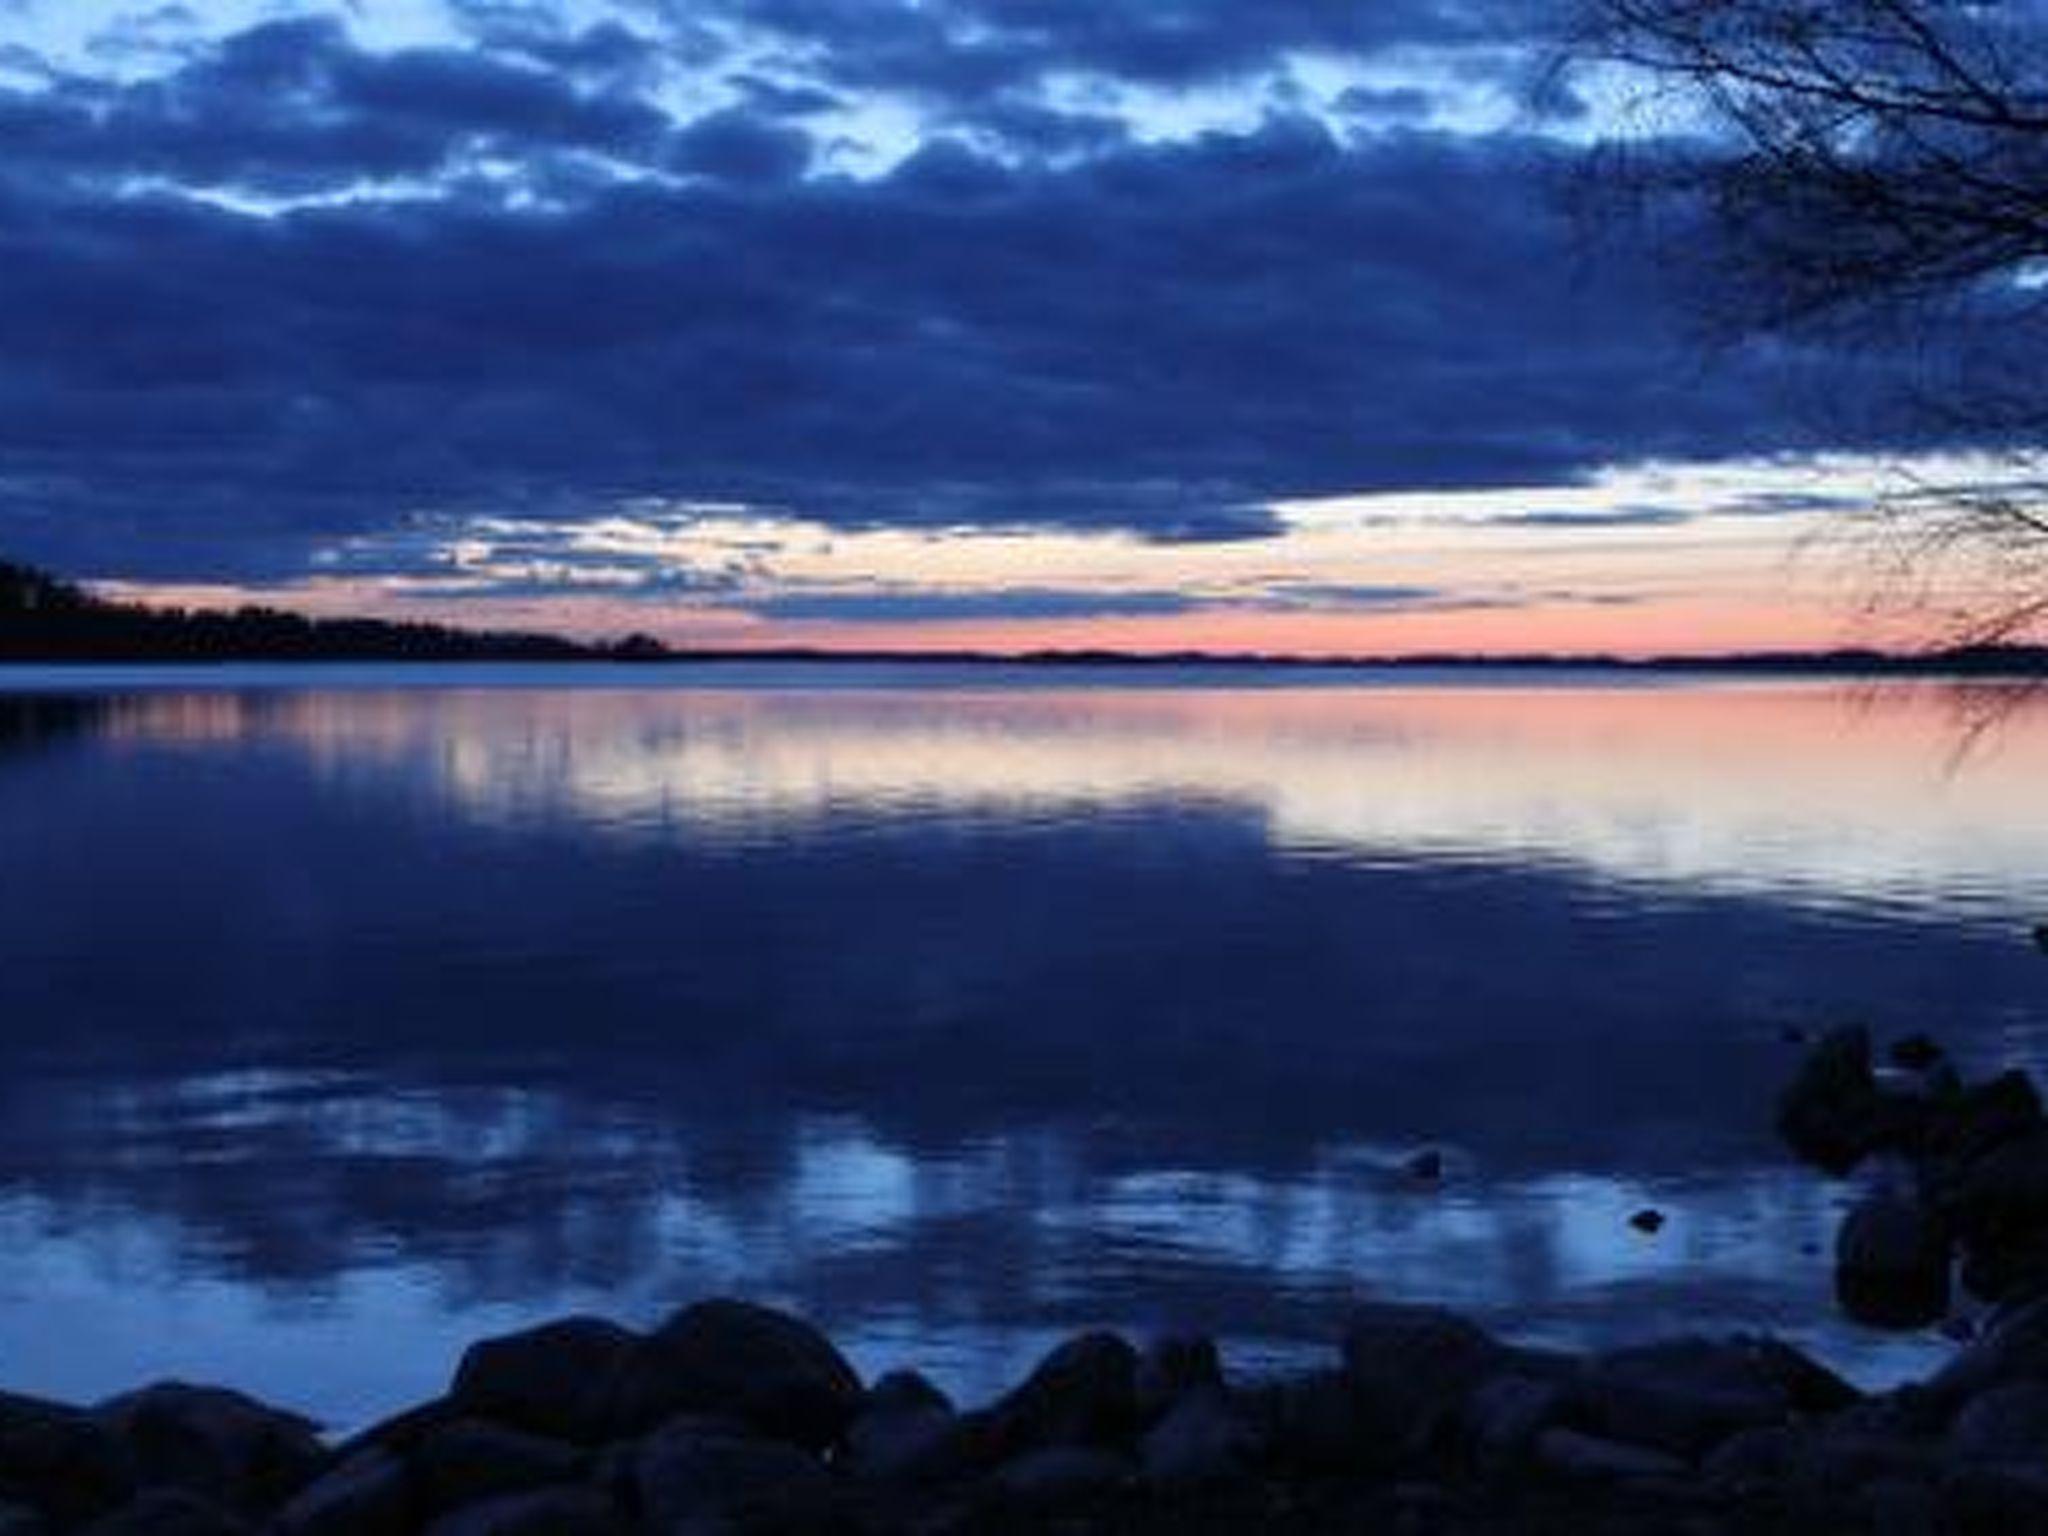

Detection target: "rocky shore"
[1, 1289, 2046, 1534]
[8, 1028, 2048, 1533]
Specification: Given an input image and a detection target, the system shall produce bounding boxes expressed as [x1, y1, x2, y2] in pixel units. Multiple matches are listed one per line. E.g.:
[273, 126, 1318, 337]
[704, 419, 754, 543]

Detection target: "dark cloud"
[1488, 507, 1698, 528]
[748, 587, 1206, 622]
[0, 6, 1969, 585]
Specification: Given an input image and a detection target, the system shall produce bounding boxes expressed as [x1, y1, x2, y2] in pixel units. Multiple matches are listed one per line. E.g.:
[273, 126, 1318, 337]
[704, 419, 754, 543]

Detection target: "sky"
[0, 0, 2035, 654]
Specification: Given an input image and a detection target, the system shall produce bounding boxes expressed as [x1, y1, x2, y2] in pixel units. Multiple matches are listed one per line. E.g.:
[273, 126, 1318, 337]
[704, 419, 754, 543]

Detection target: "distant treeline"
[4, 554, 2048, 672]
[0, 559, 667, 662]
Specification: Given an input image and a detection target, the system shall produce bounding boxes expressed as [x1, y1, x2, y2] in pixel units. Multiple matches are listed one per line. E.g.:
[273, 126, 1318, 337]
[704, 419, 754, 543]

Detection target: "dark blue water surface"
[1, 665, 2044, 1428]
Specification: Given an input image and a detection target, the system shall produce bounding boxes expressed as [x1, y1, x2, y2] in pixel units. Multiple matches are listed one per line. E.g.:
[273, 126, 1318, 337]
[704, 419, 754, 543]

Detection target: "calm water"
[2, 664, 2046, 1429]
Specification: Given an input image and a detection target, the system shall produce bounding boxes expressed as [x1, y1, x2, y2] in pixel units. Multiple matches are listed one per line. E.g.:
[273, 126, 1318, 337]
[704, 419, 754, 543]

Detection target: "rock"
[0, 1390, 136, 1528]
[1534, 1427, 1687, 1480]
[2032, 923, 2048, 955]
[633, 1420, 837, 1532]
[604, 1299, 863, 1450]
[1134, 1333, 1222, 1425]
[988, 1446, 1130, 1506]
[1836, 1194, 1952, 1329]
[1948, 1382, 2048, 1466]
[839, 1397, 962, 1485]
[270, 1449, 412, 1536]
[409, 1420, 585, 1514]
[450, 1317, 641, 1444]
[1404, 1150, 1444, 1182]
[862, 1371, 951, 1418]
[0, 1505, 43, 1536]
[1340, 1304, 1505, 1457]
[1950, 1129, 2048, 1301]
[1927, 1295, 2048, 1412]
[327, 1397, 466, 1465]
[1940, 1462, 2048, 1532]
[1923, 1072, 2043, 1180]
[1460, 1374, 1566, 1469]
[78, 1490, 249, 1536]
[422, 1487, 627, 1536]
[1629, 1209, 1666, 1234]
[1139, 1387, 1255, 1489]
[1890, 1035, 1945, 1073]
[1245, 1371, 1367, 1473]
[1777, 1026, 1913, 1175]
[95, 1383, 325, 1516]
[1568, 1336, 1856, 1459]
[985, 1333, 1138, 1456]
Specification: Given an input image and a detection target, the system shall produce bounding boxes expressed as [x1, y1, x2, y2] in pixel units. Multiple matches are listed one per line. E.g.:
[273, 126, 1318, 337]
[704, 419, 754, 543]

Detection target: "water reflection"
[0, 669, 2042, 1426]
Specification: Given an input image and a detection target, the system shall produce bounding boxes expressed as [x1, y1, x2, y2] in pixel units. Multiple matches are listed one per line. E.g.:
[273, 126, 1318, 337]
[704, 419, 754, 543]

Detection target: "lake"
[0, 664, 2044, 1430]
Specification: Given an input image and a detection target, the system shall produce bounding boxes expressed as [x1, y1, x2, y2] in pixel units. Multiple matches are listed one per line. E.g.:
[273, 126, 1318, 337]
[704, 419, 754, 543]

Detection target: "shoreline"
[5, 1293, 2045, 1533]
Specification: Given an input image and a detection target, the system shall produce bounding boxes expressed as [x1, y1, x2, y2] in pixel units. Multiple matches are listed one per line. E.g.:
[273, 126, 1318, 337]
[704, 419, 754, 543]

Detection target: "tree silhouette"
[1573, 0, 2048, 639]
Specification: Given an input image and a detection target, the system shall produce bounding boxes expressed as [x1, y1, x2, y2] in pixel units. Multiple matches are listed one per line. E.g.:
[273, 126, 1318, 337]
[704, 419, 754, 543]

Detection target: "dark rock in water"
[988, 1446, 1131, 1506]
[1139, 1388, 1257, 1489]
[1533, 1427, 1686, 1481]
[986, 1333, 1139, 1456]
[1628, 1209, 1665, 1234]
[95, 1383, 324, 1517]
[1134, 1333, 1223, 1425]
[409, 1420, 584, 1515]
[0, 1390, 136, 1528]
[1951, 1129, 2048, 1301]
[421, 1487, 627, 1536]
[1835, 1194, 1952, 1329]
[1926, 1296, 2048, 1413]
[450, 1317, 640, 1445]
[632, 1420, 837, 1532]
[605, 1299, 863, 1450]
[1923, 1071, 2044, 1182]
[1340, 1304, 1505, 1458]
[270, 1450, 412, 1536]
[78, 1489, 248, 1536]
[2032, 923, 2048, 955]
[1777, 1026, 1916, 1175]
[1890, 1034, 1945, 1073]
[1404, 1150, 1444, 1182]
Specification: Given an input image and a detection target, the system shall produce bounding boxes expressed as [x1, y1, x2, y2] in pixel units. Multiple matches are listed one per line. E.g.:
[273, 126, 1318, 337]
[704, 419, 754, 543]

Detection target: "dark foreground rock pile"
[7, 1295, 2048, 1533]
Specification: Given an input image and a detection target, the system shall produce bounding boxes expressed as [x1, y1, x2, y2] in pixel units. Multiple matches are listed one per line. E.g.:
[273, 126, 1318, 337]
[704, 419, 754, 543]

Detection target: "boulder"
[988, 1446, 1130, 1506]
[1927, 1295, 2048, 1412]
[861, 1372, 951, 1418]
[1133, 1333, 1222, 1425]
[450, 1317, 641, 1445]
[1777, 1027, 1913, 1175]
[422, 1488, 627, 1536]
[839, 1397, 962, 1485]
[1923, 1071, 2043, 1179]
[1951, 1130, 2048, 1301]
[0, 1390, 136, 1528]
[0, 1505, 42, 1536]
[1460, 1373, 1566, 1469]
[270, 1449, 412, 1536]
[984, 1333, 1138, 1457]
[1139, 1388, 1256, 1489]
[1533, 1427, 1686, 1481]
[408, 1419, 585, 1514]
[1835, 1194, 1952, 1328]
[632, 1420, 838, 1532]
[604, 1300, 862, 1450]
[1566, 1336, 1857, 1459]
[95, 1383, 325, 1516]
[1339, 1304, 1505, 1456]
[1244, 1371, 1367, 1474]
[77, 1490, 248, 1535]
[1948, 1381, 2048, 1466]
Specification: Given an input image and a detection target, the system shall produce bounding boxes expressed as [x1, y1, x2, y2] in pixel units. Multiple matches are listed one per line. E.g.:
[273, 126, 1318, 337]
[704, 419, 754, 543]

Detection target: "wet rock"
[1134, 1333, 1222, 1425]
[422, 1487, 627, 1536]
[1777, 1027, 1912, 1175]
[985, 1333, 1138, 1456]
[633, 1420, 837, 1532]
[988, 1446, 1131, 1506]
[1568, 1336, 1856, 1459]
[605, 1299, 863, 1451]
[450, 1317, 641, 1445]
[270, 1449, 412, 1536]
[1629, 1208, 1666, 1234]
[1534, 1427, 1686, 1480]
[0, 1390, 136, 1528]
[1139, 1388, 1257, 1489]
[1460, 1374, 1566, 1469]
[1340, 1304, 1506, 1457]
[1948, 1382, 2048, 1466]
[409, 1419, 584, 1514]
[1836, 1194, 1952, 1329]
[78, 1489, 249, 1536]
[96, 1383, 324, 1517]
